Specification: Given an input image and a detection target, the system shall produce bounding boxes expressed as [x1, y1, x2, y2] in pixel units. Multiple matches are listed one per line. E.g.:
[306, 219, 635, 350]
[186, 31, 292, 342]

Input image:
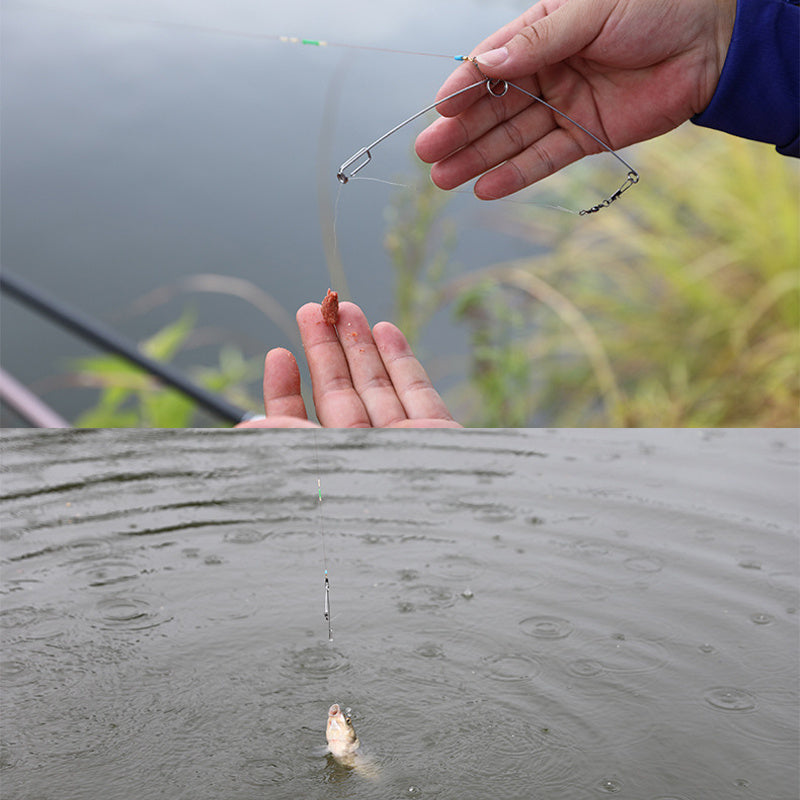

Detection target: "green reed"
[72, 310, 261, 427]
[390, 124, 799, 426]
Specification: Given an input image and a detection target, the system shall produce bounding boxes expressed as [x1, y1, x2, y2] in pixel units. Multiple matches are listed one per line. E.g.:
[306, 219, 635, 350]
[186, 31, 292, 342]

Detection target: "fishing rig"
[337, 56, 639, 215]
[315, 438, 334, 642]
[19, 7, 639, 212]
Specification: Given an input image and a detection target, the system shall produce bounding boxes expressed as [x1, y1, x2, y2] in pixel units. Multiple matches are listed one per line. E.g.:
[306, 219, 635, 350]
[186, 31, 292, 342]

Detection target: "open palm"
[237, 301, 461, 429]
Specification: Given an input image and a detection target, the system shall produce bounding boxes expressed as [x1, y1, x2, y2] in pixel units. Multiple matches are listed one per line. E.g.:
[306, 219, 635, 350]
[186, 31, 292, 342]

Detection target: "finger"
[421, 0, 601, 134]
[472, 123, 587, 199]
[430, 60, 488, 117]
[297, 302, 371, 428]
[387, 419, 463, 429]
[430, 8, 538, 116]
[262, 347, 308, 420]
[334, 302, 409, 427]
[235, 416, 319, 428]
[417, 78, 542, 166]
[414, 10, 537, 160]
[423, 1, 565, 118]
[372, 321, 456, 421]
[474, 0, 608, 80]
[428, 92, 556, 190]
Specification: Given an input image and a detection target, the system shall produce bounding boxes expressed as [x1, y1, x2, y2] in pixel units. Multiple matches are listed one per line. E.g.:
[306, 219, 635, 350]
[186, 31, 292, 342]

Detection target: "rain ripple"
[579, 634, 670, 675]
[519, 615, 574, 639]
[623, 556, 664, 573]
[703, 686, 756, 712]
[481, 653, 543, 682]
[0, 605, 64, 641]
[72, 556, 142, 589]
[280, 644, 350, 680]
[723, 687, 800, 747]
[395, 584, 458, 613]
[566, 658, 605, 678]
[223, 528, 270, 545]
[93, 593, 173, 631]
[427, 704, 583, 795]
[0, 659, 38, 688]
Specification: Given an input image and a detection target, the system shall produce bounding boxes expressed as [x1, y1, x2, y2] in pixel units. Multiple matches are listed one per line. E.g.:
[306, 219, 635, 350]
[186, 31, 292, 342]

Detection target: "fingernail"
[475, 46, 508, 68]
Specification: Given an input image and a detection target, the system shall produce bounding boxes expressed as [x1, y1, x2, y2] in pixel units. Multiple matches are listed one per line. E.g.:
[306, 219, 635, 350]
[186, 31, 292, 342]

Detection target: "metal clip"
[337, 79, 486, 184]
[337, 148, 372, 184]
[579, 170, 640, 215]
[324, 575, 332, 641]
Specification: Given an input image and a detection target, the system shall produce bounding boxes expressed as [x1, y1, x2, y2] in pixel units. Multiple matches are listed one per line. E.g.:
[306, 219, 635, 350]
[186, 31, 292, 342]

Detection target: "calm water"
[1, 0, 539, 424]
[1, 428, 798, 799]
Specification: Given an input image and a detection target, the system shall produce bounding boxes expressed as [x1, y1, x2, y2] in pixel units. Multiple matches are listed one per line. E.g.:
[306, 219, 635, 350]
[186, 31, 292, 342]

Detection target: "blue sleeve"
[692, 0, 799, 157]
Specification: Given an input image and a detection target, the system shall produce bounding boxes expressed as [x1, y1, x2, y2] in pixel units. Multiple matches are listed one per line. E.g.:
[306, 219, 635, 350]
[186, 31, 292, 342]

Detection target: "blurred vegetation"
[388, 124, 799, 426]
[384, 178, 454, 346]
[72, 311, 261, 427]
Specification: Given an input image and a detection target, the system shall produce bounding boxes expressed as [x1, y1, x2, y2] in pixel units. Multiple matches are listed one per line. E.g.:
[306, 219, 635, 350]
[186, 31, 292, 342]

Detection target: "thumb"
[474, 0, 607, 79]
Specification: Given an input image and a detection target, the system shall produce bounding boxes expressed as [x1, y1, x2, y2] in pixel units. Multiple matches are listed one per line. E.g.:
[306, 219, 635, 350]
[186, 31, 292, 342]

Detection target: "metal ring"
[486, 79, 509, 97]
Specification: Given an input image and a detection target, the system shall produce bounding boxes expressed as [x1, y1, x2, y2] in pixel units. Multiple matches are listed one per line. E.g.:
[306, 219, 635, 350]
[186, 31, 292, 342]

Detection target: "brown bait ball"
[321, 289, 339, 325]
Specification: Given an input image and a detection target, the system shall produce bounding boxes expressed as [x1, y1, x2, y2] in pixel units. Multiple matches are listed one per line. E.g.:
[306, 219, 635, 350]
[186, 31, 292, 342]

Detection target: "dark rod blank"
[1, 269, 253, 425]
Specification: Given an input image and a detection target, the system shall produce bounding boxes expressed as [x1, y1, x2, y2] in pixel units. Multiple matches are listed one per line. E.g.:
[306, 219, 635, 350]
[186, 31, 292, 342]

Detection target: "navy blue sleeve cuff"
[692, 0, 799, 157]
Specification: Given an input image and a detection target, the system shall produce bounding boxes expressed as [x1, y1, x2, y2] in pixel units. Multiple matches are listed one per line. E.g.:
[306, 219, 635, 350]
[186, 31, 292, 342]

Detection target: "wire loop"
[487, 79, 509, 97]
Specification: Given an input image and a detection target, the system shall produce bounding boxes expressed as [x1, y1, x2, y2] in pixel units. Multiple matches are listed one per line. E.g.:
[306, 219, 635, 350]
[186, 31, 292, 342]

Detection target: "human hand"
[415, 0, 736, 199]
[236, 301, 461, 428]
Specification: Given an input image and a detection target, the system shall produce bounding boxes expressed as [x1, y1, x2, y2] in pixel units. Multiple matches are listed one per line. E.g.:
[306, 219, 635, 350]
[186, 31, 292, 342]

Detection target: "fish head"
[326, 703, 359, 757]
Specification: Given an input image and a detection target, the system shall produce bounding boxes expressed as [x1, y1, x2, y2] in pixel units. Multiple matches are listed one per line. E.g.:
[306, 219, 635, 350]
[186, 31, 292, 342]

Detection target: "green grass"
[72, 310, 261, 427]
[390, 124, 799, 426]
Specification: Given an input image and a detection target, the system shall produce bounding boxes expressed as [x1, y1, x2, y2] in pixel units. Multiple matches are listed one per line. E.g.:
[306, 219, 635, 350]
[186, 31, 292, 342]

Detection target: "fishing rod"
[0, 269, 255, 426]
[0, 366, 70, 427]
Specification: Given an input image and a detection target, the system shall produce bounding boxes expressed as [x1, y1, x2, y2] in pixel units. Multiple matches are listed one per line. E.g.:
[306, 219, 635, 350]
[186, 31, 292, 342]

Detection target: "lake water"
[2, 0, 543, 424]
[1, 428, 798, 799]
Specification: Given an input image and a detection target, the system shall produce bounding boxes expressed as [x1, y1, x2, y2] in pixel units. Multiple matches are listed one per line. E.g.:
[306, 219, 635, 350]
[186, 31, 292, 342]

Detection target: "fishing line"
[341, 174, 580, 214]
[314, 434, 333, 642]
[331, 183, 347, 280]
[15, 3, 460, 60]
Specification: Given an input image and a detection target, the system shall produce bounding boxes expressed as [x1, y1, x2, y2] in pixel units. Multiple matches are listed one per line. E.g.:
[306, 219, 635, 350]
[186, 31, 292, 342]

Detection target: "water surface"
[1, 428, 798, 798]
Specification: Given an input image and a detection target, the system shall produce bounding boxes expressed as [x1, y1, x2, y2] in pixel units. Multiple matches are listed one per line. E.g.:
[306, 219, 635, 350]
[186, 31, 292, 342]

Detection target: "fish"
[322, 703, 381, 779]
[325, 703, 361, 768]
